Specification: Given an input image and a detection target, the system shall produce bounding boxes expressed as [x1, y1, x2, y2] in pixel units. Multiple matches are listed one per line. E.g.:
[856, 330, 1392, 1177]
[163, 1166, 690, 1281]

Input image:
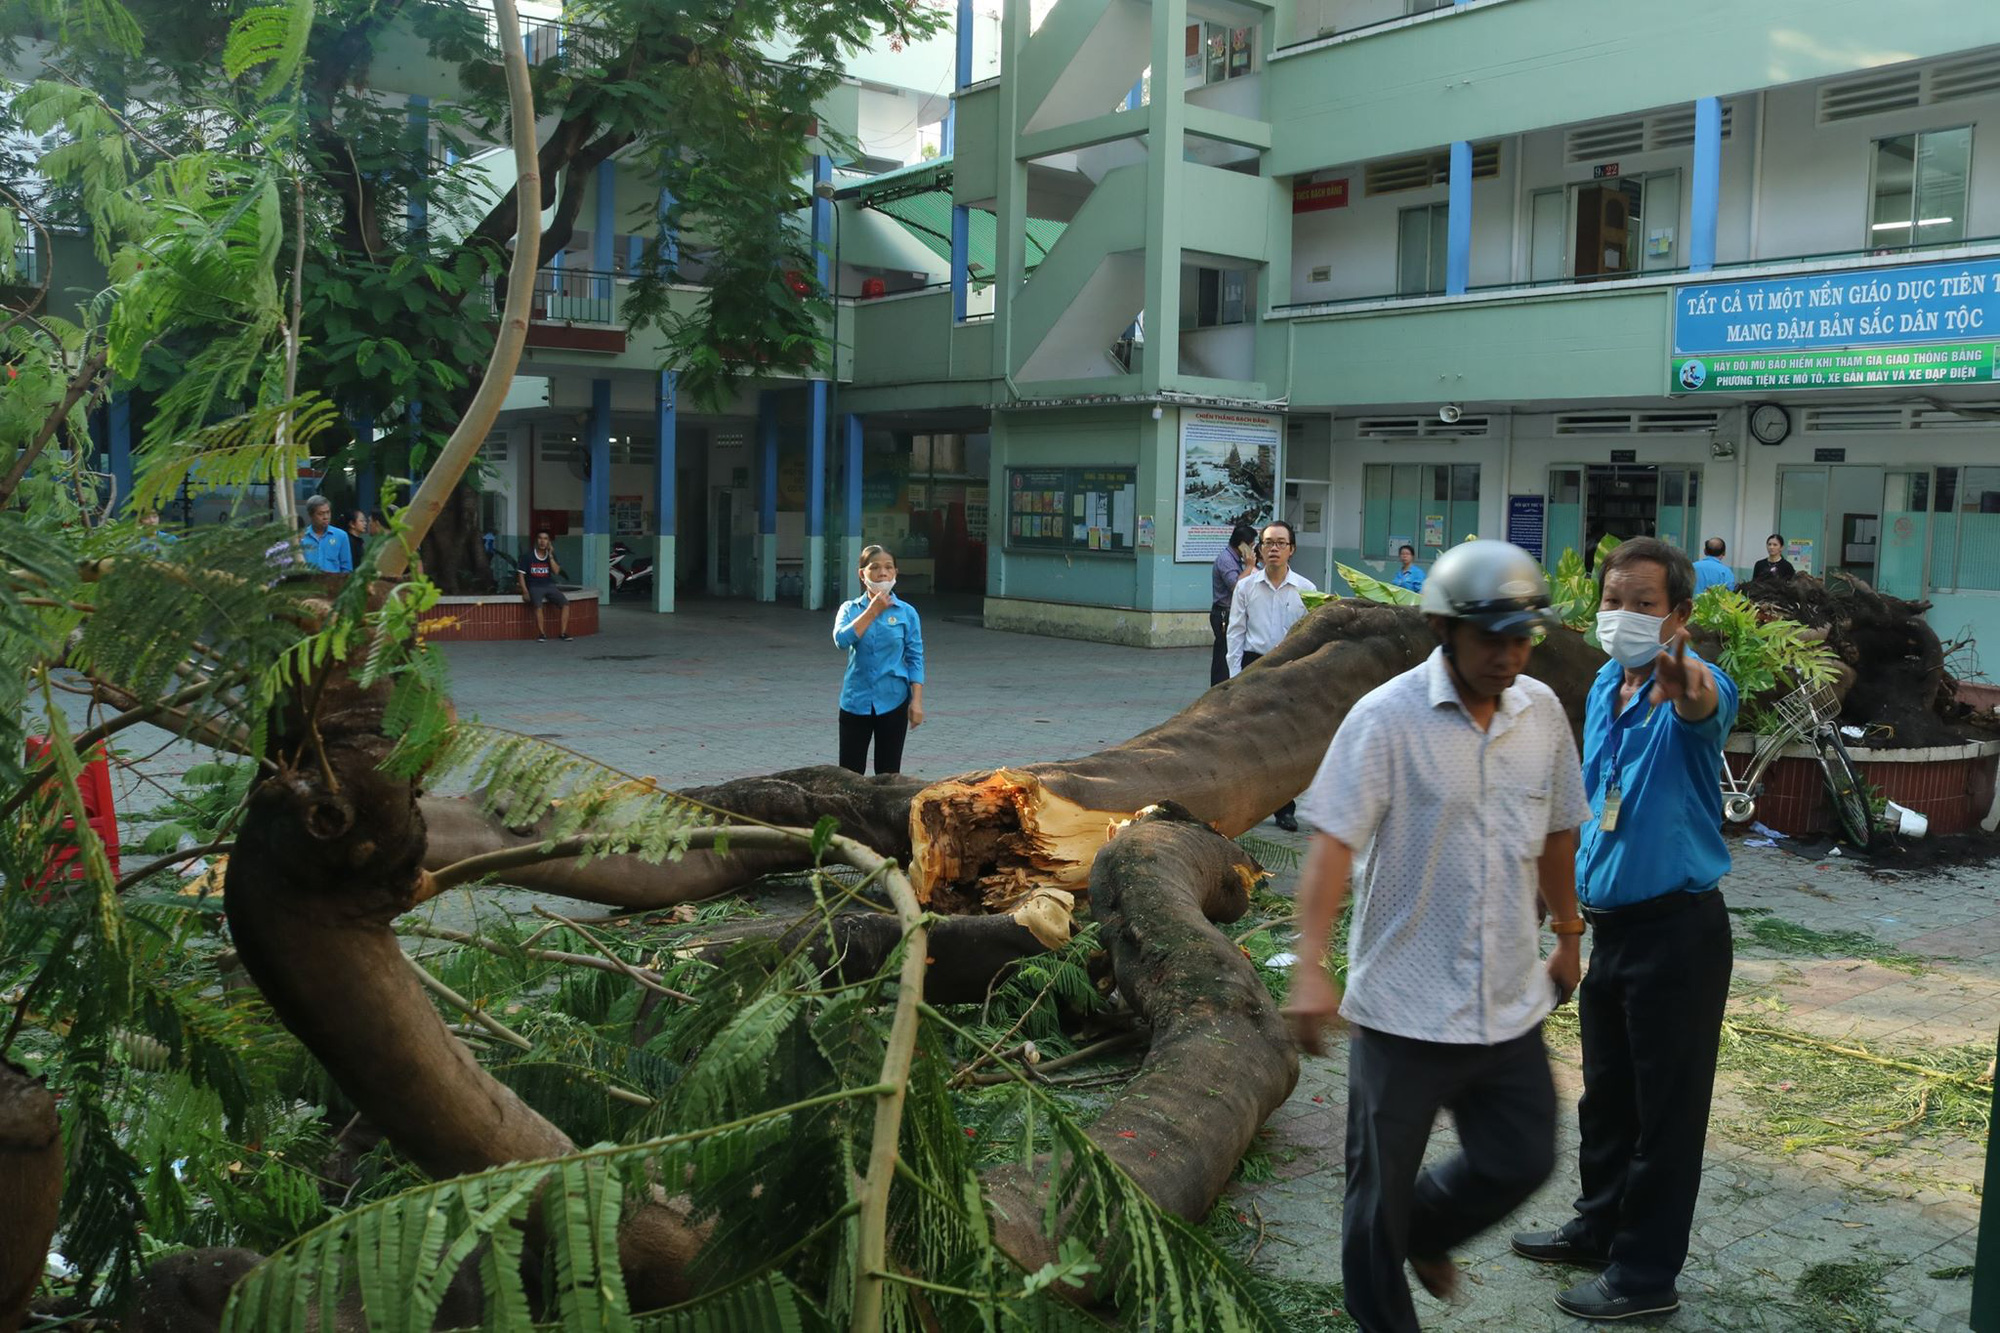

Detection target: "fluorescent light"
[1871, 217, 1954, 231]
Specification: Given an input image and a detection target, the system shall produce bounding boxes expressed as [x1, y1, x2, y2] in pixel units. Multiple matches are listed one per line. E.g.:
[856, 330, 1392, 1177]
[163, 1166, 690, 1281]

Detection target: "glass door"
[1656, 466, 1701, 552]
[1879, 471, 1931, 599]
[1776, 467, 1829, 576]
[1546, 467, 1584, 562]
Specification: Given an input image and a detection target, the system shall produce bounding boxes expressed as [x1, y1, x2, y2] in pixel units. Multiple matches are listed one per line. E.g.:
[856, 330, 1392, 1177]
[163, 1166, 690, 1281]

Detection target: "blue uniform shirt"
[834, 595, 925, 715]
[1393, 564, 1426, 593]
[1577, 651, 1739, 909]
[1692, 555, 1736, 594]
[301, 527, 354, 575]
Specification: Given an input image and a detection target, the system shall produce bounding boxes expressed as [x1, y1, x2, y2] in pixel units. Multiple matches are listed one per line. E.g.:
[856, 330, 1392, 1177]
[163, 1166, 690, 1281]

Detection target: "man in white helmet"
[1284, 539, 1592, 1333]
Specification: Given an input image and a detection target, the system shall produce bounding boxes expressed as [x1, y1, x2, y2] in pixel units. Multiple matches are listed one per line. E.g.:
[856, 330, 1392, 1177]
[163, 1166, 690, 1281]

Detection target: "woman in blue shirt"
[1392, 544, 1426, 593]
[832, 545, 926, 774]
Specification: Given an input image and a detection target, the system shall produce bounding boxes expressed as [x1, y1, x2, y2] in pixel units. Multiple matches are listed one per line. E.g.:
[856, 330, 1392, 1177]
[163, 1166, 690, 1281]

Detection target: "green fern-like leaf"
[224, 0, 317, 99]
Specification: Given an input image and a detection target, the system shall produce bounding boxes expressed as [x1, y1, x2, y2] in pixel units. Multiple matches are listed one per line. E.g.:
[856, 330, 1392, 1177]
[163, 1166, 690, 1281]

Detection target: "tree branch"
[0, 346, 109, 510]
[528, 905, 695, 1001]
[402, 921, 695, 1002]
[379, 0, 539, 575]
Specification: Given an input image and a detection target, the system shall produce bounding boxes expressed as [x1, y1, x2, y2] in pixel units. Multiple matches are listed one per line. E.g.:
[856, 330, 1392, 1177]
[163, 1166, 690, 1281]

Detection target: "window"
[1186, 23, 1257, 86]
[1181, 266, 1253, 329]
[1363, 463, 1480, 561]
[1405, 0, 1453, 11]
[1871, 127, 1971, 247]
[1569, 172, 1679, 280]
[1397, 204, 1449, 296]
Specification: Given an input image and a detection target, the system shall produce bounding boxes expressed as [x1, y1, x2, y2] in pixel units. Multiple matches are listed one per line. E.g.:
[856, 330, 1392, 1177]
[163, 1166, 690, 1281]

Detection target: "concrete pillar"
[107, 391, 132, 515]
[594, 158, 616, 302]
[841, 413, 864, 581]
[585, 378, 612, 603]
[757, 390, 778, 602]
[1138, 0, 1188, 392]
[653, 371, 677, 614]
[1690, 96, 1723, 274]
[1446, 140, 1472, 296]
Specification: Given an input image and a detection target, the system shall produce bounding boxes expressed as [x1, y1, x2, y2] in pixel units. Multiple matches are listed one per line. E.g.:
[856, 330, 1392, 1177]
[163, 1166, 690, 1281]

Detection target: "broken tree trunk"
[981, 804, 1298, 1282]
[0, 1058, 61, 1333]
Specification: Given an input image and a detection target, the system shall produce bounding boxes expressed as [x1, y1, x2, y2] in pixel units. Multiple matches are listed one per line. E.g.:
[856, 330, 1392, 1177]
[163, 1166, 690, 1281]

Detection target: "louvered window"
[1564, 103, 1734, 164]
[1820, 52, 2000, 122]
[1364, 143, 1499, 196]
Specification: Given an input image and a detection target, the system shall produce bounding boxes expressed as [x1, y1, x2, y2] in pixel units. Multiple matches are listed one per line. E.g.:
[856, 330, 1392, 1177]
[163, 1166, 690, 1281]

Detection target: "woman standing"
[1752, 533, 1796, 582]
[833, 545, 926, 775]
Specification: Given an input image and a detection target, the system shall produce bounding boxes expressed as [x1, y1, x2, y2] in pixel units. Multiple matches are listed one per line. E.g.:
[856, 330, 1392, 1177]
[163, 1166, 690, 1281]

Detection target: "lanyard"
[1600, 684, 1660, 832]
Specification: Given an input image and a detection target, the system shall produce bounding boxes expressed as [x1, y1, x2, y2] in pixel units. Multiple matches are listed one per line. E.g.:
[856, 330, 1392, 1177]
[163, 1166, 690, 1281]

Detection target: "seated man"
[518, 529, 572, 642]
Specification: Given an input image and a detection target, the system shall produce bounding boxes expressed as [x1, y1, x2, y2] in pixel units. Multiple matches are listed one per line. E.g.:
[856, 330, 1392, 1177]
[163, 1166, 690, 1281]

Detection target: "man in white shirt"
[1226, 519, 1317, 830]
[1283, 540, 1593, 1333]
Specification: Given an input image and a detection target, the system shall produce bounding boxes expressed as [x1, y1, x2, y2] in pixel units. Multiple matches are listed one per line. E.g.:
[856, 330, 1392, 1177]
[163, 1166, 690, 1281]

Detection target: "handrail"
[1273, 235, 2000, 318]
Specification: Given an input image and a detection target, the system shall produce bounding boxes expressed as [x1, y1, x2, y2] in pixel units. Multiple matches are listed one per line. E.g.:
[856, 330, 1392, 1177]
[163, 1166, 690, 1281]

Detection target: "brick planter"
[1723, 735, 2000, 837]
[417, 589, 600, 642]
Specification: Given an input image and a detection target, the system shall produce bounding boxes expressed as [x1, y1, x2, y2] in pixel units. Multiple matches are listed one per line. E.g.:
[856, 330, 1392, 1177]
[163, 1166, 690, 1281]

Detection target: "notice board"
[1005, 467, 1139, 553]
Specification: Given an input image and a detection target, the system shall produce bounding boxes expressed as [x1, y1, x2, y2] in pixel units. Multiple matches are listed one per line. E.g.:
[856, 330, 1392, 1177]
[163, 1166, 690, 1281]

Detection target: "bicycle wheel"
[1816, 731, 1874, 848]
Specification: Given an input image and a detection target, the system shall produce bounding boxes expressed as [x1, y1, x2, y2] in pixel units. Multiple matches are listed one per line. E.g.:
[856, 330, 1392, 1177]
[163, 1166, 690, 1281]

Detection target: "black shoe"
[559, 633, 573, 641]
[1511, 1228, 1609, 1267]
[536, 634, 546, 642]
[1273, 811, 1299, 832]
[1555, 1275, 1679, 1321]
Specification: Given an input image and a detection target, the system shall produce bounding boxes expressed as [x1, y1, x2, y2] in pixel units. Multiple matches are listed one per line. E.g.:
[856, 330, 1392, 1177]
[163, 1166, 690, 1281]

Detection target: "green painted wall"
[1286, 288, 1671, 407]
[1266, 0, 2000, 177]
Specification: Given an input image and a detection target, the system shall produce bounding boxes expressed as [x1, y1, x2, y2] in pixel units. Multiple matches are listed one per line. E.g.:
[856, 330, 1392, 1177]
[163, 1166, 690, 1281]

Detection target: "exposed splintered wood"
[908, 768, 1127, 915]
[0, 1059, 61, 1333]
[981, 804, 1299, 1288]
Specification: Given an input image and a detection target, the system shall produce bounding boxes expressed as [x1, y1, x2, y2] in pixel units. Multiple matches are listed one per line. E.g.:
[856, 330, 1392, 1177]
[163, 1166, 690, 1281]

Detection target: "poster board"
[1005, 467, 1139, 553]
[1174, 409, 1280, 562]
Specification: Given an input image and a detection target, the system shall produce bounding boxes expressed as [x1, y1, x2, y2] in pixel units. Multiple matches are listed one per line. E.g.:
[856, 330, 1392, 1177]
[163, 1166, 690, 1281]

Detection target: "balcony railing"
[1274, 233, 2000, 318]
[482, 265, 621, 326]
[421, 1, 619, 67]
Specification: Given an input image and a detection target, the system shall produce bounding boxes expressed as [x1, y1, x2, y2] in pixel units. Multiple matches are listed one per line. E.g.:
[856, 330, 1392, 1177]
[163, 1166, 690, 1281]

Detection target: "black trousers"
[1343, 1024, 1557, 1333]
[1238, 651, 1294, 820]
[838, 700, 910, 775]
[1208, 607, 1230, 686]
[1569, 888, 1732, 1293]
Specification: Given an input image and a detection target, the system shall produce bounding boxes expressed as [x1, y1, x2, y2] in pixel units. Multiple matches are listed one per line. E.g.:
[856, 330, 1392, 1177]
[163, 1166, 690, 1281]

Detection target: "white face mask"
[865, 578, 896, 596]
[1596, 609, 1668, 669]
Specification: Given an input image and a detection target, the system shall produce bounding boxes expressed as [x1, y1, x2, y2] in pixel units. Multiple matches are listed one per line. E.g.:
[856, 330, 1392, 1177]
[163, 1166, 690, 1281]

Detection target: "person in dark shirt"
[345, 509, 370, 570]
[518, 529, 572, 642]
[1751, 533, 1795, 582]
[1209, 522, 1258, 686]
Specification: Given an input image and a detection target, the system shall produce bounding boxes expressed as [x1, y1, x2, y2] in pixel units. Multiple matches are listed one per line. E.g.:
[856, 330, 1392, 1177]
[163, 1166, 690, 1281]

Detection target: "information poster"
[1006, 467, 1138, 553]
[1175, 409, 1280, 562]
[1506, 495, 1546, 564]
[1787, 538, 1815, 576]
[611, 494, 645, 537]
[1423, 514, 1445, 548]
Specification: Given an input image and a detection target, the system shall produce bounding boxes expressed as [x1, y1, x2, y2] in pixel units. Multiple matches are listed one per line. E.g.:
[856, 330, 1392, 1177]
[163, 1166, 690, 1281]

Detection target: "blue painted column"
[594, 158, 616, 302]
[652, 371, 677, 614]
[107, 391, 132, 515]
[1446, 139, 1472, 296]
[950, 0, 974, 324]
[807, 156, 833, 611]
[406, 96, 429, 238]
[585, 379, 612, 603]
[841, 413, 864, 580]
[756, 390, 779, 602]
[1690, 96, 1723, 274]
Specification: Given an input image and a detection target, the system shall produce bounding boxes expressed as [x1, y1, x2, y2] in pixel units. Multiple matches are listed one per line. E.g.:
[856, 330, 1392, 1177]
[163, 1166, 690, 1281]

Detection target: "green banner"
[1670, 343, 2000, 394]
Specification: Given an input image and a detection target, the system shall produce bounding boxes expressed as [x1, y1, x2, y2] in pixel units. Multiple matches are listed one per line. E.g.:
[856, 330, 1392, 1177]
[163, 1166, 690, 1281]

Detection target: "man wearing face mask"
[1510, 537, 1739, 1323]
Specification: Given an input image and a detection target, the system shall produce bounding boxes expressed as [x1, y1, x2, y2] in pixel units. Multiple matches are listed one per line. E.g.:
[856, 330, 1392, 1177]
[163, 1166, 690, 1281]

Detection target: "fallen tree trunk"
[424, 604, 1605, 912]
[0, 1058, 61, 1333]
[981, 804, 1298, 1281]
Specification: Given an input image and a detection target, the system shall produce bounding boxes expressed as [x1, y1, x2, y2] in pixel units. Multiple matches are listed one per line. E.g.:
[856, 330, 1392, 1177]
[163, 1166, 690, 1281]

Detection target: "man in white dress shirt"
[1282, 539, 1593, 1333]
[1226, 519, 1317, 830]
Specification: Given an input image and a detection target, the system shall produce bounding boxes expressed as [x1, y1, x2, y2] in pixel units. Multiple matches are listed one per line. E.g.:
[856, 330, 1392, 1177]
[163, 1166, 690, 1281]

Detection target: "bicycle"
[1720, 680, 1875, 848]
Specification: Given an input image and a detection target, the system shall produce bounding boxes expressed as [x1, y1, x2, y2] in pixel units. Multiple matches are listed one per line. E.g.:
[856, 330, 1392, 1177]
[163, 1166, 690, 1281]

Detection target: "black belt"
[1580, 887, 1720, 928]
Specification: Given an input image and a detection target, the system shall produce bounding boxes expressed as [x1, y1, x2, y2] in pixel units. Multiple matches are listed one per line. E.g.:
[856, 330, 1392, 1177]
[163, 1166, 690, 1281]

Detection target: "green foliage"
[223, 0, 316, 100]
[1549, 534, 1623, 632]
[1690, 587, 1840, 721]
[1331, 562, 1419, 607]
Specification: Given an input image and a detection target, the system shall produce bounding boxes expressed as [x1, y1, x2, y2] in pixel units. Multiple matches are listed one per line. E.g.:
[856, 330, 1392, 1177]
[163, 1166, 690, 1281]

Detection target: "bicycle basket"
[1773, 681, 1840, 734]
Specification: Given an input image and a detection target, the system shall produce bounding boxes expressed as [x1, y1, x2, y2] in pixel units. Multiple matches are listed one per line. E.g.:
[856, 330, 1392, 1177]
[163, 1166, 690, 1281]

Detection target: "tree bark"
[0, 1058, 62, 1333]
[980, 804, 1297, 1285]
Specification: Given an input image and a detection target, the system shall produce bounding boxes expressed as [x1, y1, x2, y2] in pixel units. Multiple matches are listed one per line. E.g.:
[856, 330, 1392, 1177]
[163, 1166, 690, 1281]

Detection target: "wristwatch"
[1549, 918, 1587, 937]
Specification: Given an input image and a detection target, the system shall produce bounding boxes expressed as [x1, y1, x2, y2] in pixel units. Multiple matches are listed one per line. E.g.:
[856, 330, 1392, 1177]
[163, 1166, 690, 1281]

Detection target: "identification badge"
[886, 615, 899, 625]
[1600, 785, 1623, 832]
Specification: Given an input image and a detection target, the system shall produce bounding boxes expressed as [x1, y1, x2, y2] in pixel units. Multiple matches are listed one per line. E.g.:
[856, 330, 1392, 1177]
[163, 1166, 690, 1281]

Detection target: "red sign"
[1292, 178, 1350, 214]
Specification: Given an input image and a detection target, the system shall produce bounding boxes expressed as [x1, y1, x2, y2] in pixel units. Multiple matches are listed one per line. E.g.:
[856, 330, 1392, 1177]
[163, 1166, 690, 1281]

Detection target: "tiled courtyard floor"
[95, 596, 1999, 1328]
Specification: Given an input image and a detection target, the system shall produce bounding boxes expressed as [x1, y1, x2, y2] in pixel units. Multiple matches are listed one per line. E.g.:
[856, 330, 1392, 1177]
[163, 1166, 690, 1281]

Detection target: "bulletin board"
[1004, 467, 1139, 553]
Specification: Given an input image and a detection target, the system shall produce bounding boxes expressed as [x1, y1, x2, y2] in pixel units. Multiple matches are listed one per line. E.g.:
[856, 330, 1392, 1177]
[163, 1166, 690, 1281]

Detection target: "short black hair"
[1598, 536, 1695, 608]
[1259, 519, 1297, 546]
[1398, 543, 1416, 557]
[1703, 537, 1725, 557]
[1767, 532, 1785, 545]
[534, 528, 551, 539]
[1229, 522, 1258, 548]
